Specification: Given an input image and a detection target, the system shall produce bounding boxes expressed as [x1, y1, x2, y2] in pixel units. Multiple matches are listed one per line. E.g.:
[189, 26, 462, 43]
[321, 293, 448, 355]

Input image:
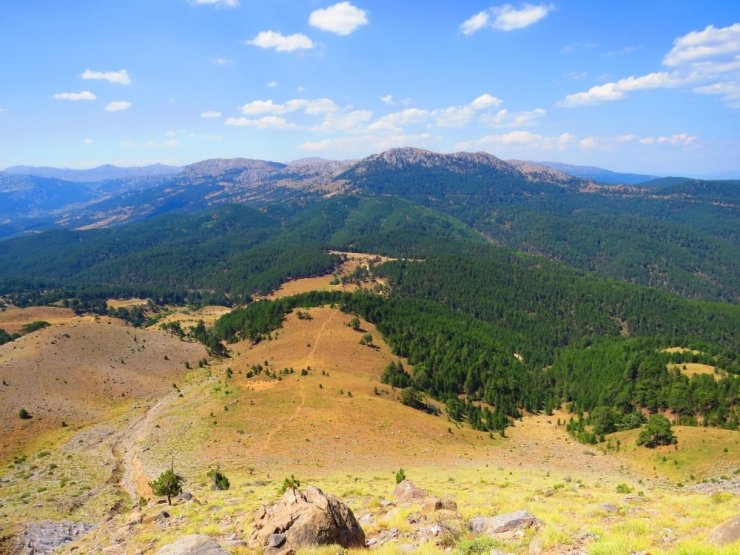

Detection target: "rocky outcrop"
[468, 511, 542, 535]
[708, 515, 740, 545]
[249, 486, 365, 552]
[13, 520, 94, 554]
[156, 534, 231, 554]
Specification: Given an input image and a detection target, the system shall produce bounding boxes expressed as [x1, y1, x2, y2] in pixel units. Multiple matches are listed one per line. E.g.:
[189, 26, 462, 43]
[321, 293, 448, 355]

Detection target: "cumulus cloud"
[309, 2, 368, 36]
[469, 93, 503, 110]
[225, 116, 294, 128]
[247, 31, 314, 53]
[104, 100, 132, 112]
[53, 91, 96, 101]
[266, 81, 278, 88]
[481, 107, 546, 127]
[82, 69, 131, 85]
[456, 131, 576, 151]
[461, 3, 553, 35]
[380, 94, 395, 105]
[210, 56, 233, 66]
[193, 0, 239, 7]
[299, 132, 437, 155]
[312, 109, 373, 132]
[663, 23, 740, 67]
[239, 98, 338, 116]
[201, 110, 222, 118]
[560, 23, 740, 108]
[367, 108, 431, 132]
[559, 72, 683, 107]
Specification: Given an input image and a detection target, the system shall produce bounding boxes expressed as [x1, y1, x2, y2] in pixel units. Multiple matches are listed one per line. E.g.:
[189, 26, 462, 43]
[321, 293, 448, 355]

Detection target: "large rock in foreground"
[250, 486, 365, 552]
[156, 534, 231, 554]
[708, 515, 740, 545]
[468, 510, 542, 535]
[14, 520, 94, 554]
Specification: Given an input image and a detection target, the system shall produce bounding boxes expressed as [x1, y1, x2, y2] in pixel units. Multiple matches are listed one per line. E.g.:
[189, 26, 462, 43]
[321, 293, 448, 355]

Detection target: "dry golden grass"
[105, 298, 149, 309]
[2, 303, 737, 555]
[154, 305, 232, 329]
[0, 306, 81, 334]
[0, 319, 207, 462]
[668, 362, 721, 378]
[266, 252, 392, 300]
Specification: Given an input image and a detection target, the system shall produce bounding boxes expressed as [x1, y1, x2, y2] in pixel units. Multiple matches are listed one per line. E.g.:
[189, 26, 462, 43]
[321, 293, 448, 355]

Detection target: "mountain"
[538, 161, 659, 185]
[2, 163, 181, 182]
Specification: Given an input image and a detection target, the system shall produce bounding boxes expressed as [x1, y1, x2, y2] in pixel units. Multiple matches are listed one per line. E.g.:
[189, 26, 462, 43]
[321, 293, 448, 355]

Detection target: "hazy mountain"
[2, 163, 181, 182]
[537, 161, 658, 185]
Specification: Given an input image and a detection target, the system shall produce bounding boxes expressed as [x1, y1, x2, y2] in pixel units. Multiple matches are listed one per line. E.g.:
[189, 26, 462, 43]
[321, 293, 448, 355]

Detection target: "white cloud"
[461, 3, 553, 35]
[380, 94, 395, 105]
[309, 2, 368, 36]
[299, 132, 437, 155]
[53, 91, 96, 101]
[210, 56, 233, 66]
[579, 137, 598, 149]
[367, 108, 431, 132]
[456, 131, 575, 151]
[560, 23, 740, 108]
[470, 93, 503, 110]
[225, 116, 294, 128]
[104, 100, 132, 112]
[312, 109, 373, 132]
[82, 69, 131, 85]
[239, 98, 338, 116]
[266, 81, 278, 88]
[201, 110, 222, 118]
[193, 0, 239, 7]
[481, 107, 546, 127]
[247, 31, 314, 53]
[559, 71, 683, 107]
[663, 23, 740, 67]
[460, 11, 490, 36]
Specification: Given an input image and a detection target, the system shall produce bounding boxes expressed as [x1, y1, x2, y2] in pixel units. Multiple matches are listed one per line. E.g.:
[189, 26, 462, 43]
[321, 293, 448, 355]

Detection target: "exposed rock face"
[393, 480, 429, 502]
[708, 515, 740, 545]
[249, 486, 365, 552]
[468, 511, 542, 535]
[155, 534, 231, 555]
[13, 520, 94, 554]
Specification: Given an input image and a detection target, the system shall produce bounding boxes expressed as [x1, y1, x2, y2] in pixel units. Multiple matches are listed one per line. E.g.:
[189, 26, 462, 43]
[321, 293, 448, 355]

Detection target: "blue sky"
[0, 1, 738, 175]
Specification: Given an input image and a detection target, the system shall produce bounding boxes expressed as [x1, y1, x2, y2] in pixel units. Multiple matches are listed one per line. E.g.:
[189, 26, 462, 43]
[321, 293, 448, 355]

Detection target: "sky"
[0, 1, 738, 176]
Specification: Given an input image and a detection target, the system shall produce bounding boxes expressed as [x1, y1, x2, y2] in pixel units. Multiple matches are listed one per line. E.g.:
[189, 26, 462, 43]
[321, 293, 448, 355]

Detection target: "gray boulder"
[249, 486, 365, 552]
[708, 515, 740, 545]
[468, 511, 542, 535]
[156, 534, 231, 554]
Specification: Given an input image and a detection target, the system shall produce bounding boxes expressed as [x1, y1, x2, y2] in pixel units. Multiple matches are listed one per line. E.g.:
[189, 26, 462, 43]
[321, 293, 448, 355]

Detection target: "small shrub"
[18, 408, 32, 419]
[149, 467, 184, 505]
[394, 468, 406, 484]
[279, 475, 301, 494]
[207, 467, 230, 491]
[616, 483, 633, 494]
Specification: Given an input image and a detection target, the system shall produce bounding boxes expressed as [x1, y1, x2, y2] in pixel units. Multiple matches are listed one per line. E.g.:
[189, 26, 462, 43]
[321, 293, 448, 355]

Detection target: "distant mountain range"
[536, 161, 658, 185]
[2, 163, 181, 182]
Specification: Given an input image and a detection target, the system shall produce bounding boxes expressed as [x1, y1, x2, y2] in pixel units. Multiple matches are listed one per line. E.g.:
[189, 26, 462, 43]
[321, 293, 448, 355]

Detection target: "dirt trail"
[261, 308, 338, 450]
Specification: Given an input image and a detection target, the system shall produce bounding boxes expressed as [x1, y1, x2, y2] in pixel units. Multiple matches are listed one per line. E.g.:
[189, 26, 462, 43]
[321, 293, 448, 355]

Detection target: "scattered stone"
[249, 486, 365, 552]
[421, 497, 443, 512]
[599, 503, 618, 513]
[442, 498, 458, 511]
[708, 515, 740, 546]
[469, 511, 542, 535]
[126, 512, 143, 526]
[394, 480, 429, 501]
[14, 520, 94, 554]
[155, 534, 230, 555]
[490, 550, 515, 555]
[177, 492, 193, 501]
[268, 533, 286, 548]
[366, 528, 400, 547]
